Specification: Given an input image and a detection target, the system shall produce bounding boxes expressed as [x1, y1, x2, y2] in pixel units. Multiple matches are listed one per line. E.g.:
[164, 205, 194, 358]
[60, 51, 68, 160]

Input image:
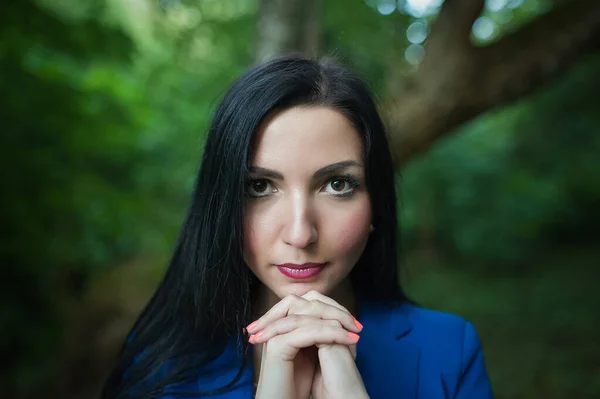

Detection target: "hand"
[254, 334, 318, 399]
[299, 292, 367, 399]
[247, 291, 361, 399]
[247, 291, 367, 399]
[312, 343, 367, 399]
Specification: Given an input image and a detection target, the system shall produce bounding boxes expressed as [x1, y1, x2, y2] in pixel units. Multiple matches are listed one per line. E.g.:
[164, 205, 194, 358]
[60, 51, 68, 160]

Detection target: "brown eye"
[330, 179, 346, 192]
[252, 181, 268, 193]
[323, 176, 360, 197]
[246, 179, 273, 198]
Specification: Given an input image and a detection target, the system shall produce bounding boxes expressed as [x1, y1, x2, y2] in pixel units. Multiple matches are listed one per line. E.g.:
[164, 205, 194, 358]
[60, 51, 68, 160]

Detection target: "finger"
[302, 290, 363, 329]
[295, 299, 361, 333]
[301, 291, 363, 331]
[246, 294, 306, 333]
[249, 314, 342, 343]
[247, 295, 362, 334]
[264, 324, 360, 350]
[302, 290, 350, 313]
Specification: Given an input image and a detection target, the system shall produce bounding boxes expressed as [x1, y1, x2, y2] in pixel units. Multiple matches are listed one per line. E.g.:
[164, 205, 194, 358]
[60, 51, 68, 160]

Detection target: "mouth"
[276, 262, 326, 280]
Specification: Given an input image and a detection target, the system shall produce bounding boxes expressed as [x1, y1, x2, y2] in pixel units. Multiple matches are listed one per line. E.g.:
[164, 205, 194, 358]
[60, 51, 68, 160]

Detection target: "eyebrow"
[247, 160, 363, 180]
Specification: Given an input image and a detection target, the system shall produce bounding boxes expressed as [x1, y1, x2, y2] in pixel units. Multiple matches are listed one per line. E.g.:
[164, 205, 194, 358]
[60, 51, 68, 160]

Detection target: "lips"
[276, 262, 326, 280]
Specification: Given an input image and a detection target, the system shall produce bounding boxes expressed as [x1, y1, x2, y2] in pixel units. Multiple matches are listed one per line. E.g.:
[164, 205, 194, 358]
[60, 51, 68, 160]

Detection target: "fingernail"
[353, 317, 363, 330]
[248, 331, 263, 344]
[246, 321, 258, 332]
[348, 332, 360, 341]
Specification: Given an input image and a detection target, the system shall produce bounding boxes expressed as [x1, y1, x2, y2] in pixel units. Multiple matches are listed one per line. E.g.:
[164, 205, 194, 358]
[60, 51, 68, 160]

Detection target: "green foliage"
[400, 55, 600, 266]
[1, 0, 598, 398]
[1, 0, 142, 391]
[404, 247, 600, 398]
[1, 0, 257, 394]
[322, 0, 413, 94]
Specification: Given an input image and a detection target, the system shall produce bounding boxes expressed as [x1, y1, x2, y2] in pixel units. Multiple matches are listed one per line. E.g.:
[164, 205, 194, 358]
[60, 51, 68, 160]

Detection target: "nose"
[281, 193, 318, 249]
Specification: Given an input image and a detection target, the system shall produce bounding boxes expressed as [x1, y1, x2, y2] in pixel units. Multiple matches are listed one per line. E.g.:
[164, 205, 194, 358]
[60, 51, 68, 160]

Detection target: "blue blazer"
[161, 299, 494, 398]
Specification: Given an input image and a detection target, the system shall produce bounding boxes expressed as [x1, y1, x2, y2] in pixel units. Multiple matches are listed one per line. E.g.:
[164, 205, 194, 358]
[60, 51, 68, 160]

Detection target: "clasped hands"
[246, 290, 369, 399]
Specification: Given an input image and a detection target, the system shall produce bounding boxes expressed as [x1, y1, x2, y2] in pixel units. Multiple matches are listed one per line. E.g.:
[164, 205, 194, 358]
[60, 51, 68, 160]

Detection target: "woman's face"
[243, 106, 372, 300]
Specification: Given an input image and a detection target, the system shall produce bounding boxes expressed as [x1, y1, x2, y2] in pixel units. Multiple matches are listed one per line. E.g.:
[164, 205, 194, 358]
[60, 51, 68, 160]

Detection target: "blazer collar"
[356, 297, 420, 399]
[357, 296, 414, 339]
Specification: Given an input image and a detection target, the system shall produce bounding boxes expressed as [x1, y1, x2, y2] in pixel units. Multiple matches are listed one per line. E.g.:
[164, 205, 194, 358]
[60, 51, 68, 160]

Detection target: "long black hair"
[101, 54, 409, 398]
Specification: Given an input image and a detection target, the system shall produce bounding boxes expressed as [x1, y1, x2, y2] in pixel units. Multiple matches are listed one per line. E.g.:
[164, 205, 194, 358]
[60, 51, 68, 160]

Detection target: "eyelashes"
[245, 179, 275, 198]
[323, 174, 360, 197]
[245, 175, 361, 199]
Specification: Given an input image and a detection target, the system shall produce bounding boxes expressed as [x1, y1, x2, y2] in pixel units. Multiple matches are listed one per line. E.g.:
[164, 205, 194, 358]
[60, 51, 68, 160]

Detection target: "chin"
[275, 281, 331, 298]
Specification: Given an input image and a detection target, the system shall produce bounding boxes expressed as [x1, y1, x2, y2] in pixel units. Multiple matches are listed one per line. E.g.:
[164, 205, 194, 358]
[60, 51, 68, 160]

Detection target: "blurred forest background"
[1, 0, 599, 398]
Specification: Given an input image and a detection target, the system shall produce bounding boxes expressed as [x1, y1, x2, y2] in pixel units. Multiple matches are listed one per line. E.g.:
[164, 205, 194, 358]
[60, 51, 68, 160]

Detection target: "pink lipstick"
[276, 262, 326, 280]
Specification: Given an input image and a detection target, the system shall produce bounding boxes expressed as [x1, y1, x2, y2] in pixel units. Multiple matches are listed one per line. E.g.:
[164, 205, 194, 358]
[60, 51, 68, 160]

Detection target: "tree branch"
[387, 0, 600, 167]
[421, 0, 484, 68]
[478, 0, 600, 107]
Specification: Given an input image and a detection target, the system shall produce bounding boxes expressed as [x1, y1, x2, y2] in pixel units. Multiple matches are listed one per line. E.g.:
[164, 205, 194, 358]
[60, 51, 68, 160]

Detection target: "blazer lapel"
[356, 299, 420, 399]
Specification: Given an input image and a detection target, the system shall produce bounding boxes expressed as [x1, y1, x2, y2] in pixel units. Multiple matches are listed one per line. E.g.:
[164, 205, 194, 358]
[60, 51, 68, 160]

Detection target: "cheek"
[329, 201, 372, 255]
[243, 214, 260, 264]
[243, 209, 276, 265]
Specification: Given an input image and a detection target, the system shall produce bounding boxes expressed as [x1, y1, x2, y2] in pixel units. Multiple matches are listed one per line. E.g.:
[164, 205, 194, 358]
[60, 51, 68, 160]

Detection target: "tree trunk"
[256, 0, 320, 61]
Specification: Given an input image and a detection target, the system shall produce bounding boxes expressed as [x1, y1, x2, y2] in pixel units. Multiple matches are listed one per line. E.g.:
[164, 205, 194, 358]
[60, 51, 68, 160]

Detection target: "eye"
[330, 179, 348, 192]
[246, 179, 274, 198]
[323, 176, 360, 197]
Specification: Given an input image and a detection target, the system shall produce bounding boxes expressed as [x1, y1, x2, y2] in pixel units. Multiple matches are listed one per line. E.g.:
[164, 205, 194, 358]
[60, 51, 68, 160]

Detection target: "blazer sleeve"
[454, 321, 494, 399]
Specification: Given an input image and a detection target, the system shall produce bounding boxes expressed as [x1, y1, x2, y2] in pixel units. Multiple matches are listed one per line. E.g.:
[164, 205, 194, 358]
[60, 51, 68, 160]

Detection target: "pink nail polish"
[246, 321, 258, 332]
[353, 317, 363, 330]
[348, 332, 360, 341]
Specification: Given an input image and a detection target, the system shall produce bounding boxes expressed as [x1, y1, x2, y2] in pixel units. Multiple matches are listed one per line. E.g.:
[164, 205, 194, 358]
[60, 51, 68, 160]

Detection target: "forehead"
[250, 106, 364, 170]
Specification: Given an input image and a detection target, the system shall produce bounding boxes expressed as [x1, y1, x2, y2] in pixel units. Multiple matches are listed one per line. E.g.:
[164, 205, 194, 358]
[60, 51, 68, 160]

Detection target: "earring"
[369, 224, 374, 233]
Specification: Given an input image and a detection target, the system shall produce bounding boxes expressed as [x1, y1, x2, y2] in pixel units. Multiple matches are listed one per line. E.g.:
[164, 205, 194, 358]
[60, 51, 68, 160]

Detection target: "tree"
[256, 0, 600, 166]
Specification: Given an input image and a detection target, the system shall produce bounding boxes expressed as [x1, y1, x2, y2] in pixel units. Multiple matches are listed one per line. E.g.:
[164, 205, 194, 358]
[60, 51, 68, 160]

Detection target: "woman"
[102, 55, 494, 398]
